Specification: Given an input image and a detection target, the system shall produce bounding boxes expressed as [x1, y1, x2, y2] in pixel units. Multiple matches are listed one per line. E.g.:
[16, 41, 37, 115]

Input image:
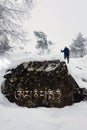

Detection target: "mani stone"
[1, 60, 87, 108]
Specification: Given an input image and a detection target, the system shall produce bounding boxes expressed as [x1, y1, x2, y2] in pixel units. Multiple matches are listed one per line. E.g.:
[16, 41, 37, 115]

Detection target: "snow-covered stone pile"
[1, 60, 87, 108]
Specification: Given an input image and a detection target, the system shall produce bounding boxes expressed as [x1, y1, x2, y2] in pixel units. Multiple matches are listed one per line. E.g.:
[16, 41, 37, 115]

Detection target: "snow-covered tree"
[70, 33, 86, 58]
[34, 31, 54, 53]
[0, 33, 11, 54]
[0, 0, 34, 54]
[0, 0, 34, 38]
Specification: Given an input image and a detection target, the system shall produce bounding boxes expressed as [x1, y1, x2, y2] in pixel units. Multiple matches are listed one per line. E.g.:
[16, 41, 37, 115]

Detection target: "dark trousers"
[64, 55, 69, 63]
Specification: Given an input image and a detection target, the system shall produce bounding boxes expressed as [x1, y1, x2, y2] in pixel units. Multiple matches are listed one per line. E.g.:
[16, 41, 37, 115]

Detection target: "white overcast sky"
[26, 0, 87, 48]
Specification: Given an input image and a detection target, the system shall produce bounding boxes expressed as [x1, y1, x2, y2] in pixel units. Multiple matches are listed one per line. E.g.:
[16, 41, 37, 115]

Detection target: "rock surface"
[1, 60, 87, 108]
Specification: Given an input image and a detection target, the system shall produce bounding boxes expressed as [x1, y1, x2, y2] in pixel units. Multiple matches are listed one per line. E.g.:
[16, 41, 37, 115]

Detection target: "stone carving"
[14, 88, 62, 107]
[1, 60, 87, 108]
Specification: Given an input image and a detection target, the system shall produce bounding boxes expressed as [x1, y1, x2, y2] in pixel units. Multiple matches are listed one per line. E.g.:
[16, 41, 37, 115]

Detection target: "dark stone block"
[1, 60, 87, 108]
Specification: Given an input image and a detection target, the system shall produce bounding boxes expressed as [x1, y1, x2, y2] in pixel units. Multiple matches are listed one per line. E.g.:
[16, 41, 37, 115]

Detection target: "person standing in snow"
[61, 46, 70, 63]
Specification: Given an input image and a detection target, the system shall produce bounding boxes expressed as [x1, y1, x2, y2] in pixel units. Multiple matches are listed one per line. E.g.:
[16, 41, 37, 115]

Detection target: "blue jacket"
[61, 47, 70, 57]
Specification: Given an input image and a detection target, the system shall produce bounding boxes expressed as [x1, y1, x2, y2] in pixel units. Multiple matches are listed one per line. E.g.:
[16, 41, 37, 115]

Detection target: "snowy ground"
[0, 50, 87, 130]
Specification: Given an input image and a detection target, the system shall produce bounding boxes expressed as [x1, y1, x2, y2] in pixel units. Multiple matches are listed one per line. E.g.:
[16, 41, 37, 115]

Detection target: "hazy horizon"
[24, 0, 87, 48]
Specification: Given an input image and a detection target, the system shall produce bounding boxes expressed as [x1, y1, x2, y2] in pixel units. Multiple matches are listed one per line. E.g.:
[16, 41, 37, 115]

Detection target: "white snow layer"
[0, 52, 87, 130]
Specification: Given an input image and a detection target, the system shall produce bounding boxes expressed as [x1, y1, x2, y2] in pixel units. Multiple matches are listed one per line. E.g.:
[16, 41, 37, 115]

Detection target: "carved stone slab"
[1, 60, 86, 108]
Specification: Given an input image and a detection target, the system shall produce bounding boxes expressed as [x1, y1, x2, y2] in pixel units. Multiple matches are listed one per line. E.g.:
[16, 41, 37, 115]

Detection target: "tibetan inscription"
[14, 88, 62, 107]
